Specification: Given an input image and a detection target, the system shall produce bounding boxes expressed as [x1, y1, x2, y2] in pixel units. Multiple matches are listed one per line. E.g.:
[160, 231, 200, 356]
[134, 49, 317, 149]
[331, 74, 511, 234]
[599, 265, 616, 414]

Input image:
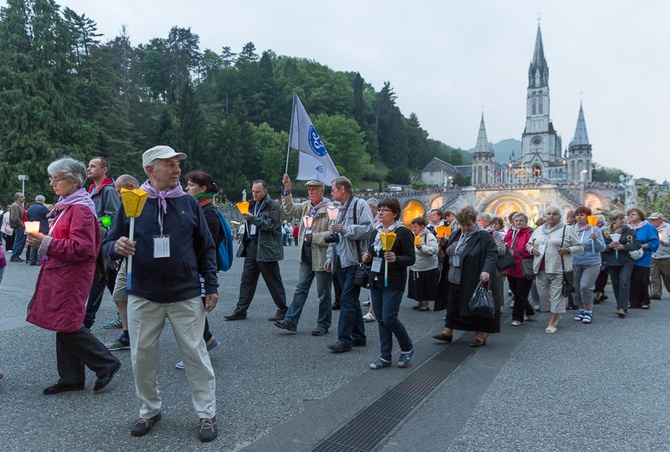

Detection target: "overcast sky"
[4, 1, 669, 182]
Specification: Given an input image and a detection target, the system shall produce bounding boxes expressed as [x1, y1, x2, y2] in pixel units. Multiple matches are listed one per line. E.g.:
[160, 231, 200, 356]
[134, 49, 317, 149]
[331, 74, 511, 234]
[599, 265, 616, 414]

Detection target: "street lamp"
[18, 175, 28, 195]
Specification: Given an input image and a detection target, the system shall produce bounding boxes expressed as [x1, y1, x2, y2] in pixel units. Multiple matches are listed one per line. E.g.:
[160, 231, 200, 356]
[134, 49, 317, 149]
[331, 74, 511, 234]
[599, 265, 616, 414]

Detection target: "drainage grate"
[311, 335, 478, 452]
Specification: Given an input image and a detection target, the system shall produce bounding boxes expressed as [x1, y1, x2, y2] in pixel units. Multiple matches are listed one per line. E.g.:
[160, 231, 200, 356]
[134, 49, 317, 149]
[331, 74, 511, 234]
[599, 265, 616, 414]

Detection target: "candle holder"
[236, 201, 249, 214]
[25, 221, 40, 234]
[325, 206, 340, 243]
[302, 215, 314, 234]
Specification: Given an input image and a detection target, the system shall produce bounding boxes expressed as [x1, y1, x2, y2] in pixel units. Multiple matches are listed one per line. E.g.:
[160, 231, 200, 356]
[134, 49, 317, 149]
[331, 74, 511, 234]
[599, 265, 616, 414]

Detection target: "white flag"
[289, 94, 340, 185]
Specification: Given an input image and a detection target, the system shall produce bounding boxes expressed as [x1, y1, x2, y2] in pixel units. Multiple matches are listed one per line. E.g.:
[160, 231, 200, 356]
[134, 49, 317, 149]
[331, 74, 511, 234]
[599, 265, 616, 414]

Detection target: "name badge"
[153, 235, 170, 258]
[452, 255, 461, 268]
[371, 257, 383, 273]
[249, 224, 257, 235]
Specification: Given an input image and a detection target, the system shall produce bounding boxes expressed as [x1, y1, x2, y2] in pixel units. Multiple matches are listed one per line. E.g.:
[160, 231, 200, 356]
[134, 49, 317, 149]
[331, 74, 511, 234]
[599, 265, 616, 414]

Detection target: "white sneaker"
[363, 312, 376, 322]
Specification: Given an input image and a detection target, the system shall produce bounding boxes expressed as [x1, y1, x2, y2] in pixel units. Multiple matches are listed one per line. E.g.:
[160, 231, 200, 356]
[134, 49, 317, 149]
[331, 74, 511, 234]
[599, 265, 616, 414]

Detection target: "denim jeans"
[11, 227, 25, 260]
[27, 245, 39, 264]
[336, 261, 365, 347]
[607, 263, 634, 311]
[284, 262, 332, 328]
[370, 286, 412, 361]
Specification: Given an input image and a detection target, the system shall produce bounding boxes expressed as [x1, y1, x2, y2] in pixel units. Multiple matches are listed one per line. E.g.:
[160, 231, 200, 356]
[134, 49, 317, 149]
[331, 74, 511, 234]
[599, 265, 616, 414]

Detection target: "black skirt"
[407, 268, 439, 301]
[444, 282, 501, 333]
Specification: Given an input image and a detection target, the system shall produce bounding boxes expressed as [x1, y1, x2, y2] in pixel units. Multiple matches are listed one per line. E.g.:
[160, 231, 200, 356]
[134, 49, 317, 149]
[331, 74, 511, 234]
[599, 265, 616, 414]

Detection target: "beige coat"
[282, 195, 333, 272]
[527, 224, 584, 274]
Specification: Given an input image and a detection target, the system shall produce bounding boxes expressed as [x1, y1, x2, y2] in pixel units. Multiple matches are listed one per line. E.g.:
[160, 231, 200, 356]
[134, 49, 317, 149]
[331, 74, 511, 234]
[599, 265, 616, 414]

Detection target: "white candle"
[25, 221, 40, 234]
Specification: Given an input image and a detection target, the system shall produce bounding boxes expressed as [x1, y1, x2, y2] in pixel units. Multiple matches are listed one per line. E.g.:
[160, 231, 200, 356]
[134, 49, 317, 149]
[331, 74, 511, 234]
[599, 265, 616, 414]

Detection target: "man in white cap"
[275, 174, 334, 336]
[104, 145, 219, 442]
[649, 212, 670, 300]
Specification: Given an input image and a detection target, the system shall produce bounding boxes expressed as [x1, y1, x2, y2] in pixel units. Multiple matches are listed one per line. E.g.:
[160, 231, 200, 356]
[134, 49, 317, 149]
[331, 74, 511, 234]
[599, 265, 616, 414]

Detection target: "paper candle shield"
[587, 216, 598, 227]
[25, 221, 40, 234]
[435, 225, 451, 238]
[120, 188, 148, 218]
[609, 233, 621, 243]
[236, 201, 249, 214]
[380, 232, 397, 251]
[414, 236, 421, 245]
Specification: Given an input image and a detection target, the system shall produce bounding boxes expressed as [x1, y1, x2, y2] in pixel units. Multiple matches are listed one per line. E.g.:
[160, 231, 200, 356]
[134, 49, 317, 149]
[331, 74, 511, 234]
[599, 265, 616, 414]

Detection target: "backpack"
[215, 209, 234, 272]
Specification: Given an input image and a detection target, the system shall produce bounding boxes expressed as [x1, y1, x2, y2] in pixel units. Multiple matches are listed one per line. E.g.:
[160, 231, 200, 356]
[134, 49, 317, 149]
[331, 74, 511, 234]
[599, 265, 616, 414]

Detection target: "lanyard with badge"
[452, 233, 471, 268]
[248, 201, 263, 236]
[153, 205, 170, 258]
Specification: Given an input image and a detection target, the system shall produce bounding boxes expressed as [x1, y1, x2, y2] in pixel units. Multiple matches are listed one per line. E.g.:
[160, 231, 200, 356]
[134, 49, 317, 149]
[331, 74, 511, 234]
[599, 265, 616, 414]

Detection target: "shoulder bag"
[560, 226, 575, 297]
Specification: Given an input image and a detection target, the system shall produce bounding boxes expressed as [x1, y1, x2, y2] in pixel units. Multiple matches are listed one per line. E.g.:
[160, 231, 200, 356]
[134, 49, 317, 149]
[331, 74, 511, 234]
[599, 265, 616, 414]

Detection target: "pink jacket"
[27, 205, 100, 332]
[504, 227, 534, 278]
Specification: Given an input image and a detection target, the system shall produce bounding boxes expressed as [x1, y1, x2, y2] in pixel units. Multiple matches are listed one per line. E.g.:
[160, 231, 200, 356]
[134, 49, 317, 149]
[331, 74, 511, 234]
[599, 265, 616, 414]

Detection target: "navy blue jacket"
[103, 195, 218, 303]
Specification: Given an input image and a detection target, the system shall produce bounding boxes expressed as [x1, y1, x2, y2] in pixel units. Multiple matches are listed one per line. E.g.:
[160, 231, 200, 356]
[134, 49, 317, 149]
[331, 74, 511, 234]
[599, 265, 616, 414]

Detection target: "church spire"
[475, 113, 491, 153]
[570, 102, 589, 146]
[528, 23, 549, 88]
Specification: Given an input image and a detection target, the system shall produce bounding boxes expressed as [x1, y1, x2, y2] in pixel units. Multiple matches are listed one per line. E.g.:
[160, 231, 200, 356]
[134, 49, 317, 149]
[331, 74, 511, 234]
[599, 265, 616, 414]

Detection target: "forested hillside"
[0, 0, 465, 202]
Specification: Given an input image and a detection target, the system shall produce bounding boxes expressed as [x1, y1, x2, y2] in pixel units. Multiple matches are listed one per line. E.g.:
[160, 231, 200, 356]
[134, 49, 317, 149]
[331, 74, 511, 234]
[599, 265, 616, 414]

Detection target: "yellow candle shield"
[120, 188, 149, 218]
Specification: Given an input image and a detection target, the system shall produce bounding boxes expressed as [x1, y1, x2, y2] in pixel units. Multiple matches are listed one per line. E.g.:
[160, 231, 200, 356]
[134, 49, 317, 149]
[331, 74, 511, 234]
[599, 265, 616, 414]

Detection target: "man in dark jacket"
[224, 179, 288, 321]
[104, 145, 219, 442]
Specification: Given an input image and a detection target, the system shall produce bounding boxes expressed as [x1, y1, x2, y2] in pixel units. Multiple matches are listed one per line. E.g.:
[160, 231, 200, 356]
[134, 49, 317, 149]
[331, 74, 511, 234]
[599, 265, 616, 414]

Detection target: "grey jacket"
[237, 194, 284, 262]
[326, 196, 374, 268]
[653, 221, 670, 260]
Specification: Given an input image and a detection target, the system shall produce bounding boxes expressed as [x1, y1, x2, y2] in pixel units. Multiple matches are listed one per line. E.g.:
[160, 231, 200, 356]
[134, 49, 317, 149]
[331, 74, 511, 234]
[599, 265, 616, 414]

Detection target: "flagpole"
[285, 93, 296, 175]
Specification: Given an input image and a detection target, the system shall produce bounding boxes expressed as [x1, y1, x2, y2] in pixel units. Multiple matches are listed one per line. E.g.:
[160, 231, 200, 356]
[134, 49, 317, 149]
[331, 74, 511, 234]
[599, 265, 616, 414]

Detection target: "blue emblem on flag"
[308, 125, 327, 156]
[315, 165, 325, 174]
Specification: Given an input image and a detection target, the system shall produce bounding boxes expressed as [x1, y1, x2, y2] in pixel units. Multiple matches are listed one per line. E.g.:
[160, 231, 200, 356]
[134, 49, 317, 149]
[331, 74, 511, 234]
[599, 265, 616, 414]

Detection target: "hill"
[467, 138, 522, 164]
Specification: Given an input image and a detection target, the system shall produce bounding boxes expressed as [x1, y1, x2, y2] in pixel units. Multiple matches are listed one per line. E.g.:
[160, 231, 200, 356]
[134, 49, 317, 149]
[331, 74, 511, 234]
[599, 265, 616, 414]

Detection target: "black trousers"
[508, 275, 535, 322]
[56, 328, 119, 385]
[630, 266, 651, 308]
[84, 263, 118, 328]
[234, 242, 288, 315]
[594, 267, 609, 293]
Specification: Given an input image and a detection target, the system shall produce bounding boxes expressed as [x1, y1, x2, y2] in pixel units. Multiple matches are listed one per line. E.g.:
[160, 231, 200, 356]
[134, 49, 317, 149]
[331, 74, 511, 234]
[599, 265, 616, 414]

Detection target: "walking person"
[626, 207, 659, 309]
[649, 213, 670, 300]
[602, 212, 641, 318]
[407, 217, 438, 312]
[274, 175, 333, 336]
[325, 176, 374, 353]
[361, 198, 415, 368]
[504, 212, 536, 326]
[224, 180, 288, 321]
[527, 206, 583, 333]
[433, 207, 501, 347]
[104, 146, 219, 442]
[26, 157, 121, 395]
[9, 192, 26, 262]
[571, 206, 606, 324]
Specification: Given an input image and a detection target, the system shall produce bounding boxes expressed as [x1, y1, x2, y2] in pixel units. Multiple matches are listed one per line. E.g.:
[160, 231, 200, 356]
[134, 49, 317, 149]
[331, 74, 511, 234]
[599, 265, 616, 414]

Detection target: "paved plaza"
[1, 244, 669, 451]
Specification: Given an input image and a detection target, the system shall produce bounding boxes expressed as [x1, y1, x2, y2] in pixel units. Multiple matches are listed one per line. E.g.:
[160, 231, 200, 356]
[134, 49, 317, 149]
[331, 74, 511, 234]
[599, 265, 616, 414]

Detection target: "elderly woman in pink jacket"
[26, 157, 120, 395]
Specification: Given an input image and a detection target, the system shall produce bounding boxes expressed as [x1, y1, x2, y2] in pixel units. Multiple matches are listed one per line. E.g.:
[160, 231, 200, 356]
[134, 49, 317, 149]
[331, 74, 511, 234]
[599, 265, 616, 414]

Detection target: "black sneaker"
[198, 416, 217, 442]
[131, 412, 161, 437]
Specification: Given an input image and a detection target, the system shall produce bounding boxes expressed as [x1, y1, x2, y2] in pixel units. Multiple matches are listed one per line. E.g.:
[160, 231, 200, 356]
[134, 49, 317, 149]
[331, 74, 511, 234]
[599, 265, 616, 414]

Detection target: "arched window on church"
[538, 93, 543, 114]
[477, 166, 483, 186]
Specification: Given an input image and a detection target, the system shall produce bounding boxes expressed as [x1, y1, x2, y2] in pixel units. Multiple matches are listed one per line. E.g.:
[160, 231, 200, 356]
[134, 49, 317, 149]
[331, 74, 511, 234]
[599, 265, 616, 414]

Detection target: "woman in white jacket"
[407, 217, 439, 311]
[527, 205, 584, 333]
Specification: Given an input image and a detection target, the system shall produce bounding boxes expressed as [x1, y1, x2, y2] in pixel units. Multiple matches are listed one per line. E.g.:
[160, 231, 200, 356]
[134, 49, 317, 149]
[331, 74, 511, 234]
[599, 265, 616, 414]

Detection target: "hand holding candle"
[380, 232, 397, 287]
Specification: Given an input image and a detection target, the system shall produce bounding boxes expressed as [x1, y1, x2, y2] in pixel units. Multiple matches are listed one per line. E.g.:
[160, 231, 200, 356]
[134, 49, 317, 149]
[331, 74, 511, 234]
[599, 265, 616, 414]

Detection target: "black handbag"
[496, 249, 516, 272]
[560, 226, 575, 297]
[468, 281, 496, 318]
[354, 263, 371, 288]
[522, 259, 535, 280]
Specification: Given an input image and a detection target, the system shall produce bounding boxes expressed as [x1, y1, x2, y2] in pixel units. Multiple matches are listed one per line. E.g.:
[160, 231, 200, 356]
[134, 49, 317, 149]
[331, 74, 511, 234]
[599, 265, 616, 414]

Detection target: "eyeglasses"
[378, 208, 393, 213]
[49, 176, 68, 184]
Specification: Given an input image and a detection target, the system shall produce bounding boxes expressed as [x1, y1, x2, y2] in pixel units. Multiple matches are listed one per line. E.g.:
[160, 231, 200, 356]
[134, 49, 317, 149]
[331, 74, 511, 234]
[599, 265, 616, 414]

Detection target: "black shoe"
[198, 416, 217, 442]
[131, 412, 162, 437]
[29, 261, 38, 266]
[332, 303, 341, 311]
[274, 319, 297, 332]
[10, 258, 24, 263]
[566, 305, 578, 310]
[311, 325, 328, 336]
[224, 312, 247, 321]
[94, 360, 121, 392]
[43, 382, 85, 395]
[268, 313, 285, 322]
[352, 339, 367, 347]
[327, 341, 352, 353]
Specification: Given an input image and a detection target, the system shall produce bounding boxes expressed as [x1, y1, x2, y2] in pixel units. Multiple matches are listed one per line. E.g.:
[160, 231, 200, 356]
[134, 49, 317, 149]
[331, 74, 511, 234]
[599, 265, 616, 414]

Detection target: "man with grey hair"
[9, 192, 26, 262]
[325, 176, 374, 353]
[26, 195, 50, 265]
[649, 212, 670, 300]
[104, 146, 219, 442]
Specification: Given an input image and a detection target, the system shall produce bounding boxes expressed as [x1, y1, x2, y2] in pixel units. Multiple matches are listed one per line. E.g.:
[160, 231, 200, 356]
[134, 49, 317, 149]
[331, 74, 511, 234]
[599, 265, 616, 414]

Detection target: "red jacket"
[504, 227, 534, 278]
[27, 205, 100, 332]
